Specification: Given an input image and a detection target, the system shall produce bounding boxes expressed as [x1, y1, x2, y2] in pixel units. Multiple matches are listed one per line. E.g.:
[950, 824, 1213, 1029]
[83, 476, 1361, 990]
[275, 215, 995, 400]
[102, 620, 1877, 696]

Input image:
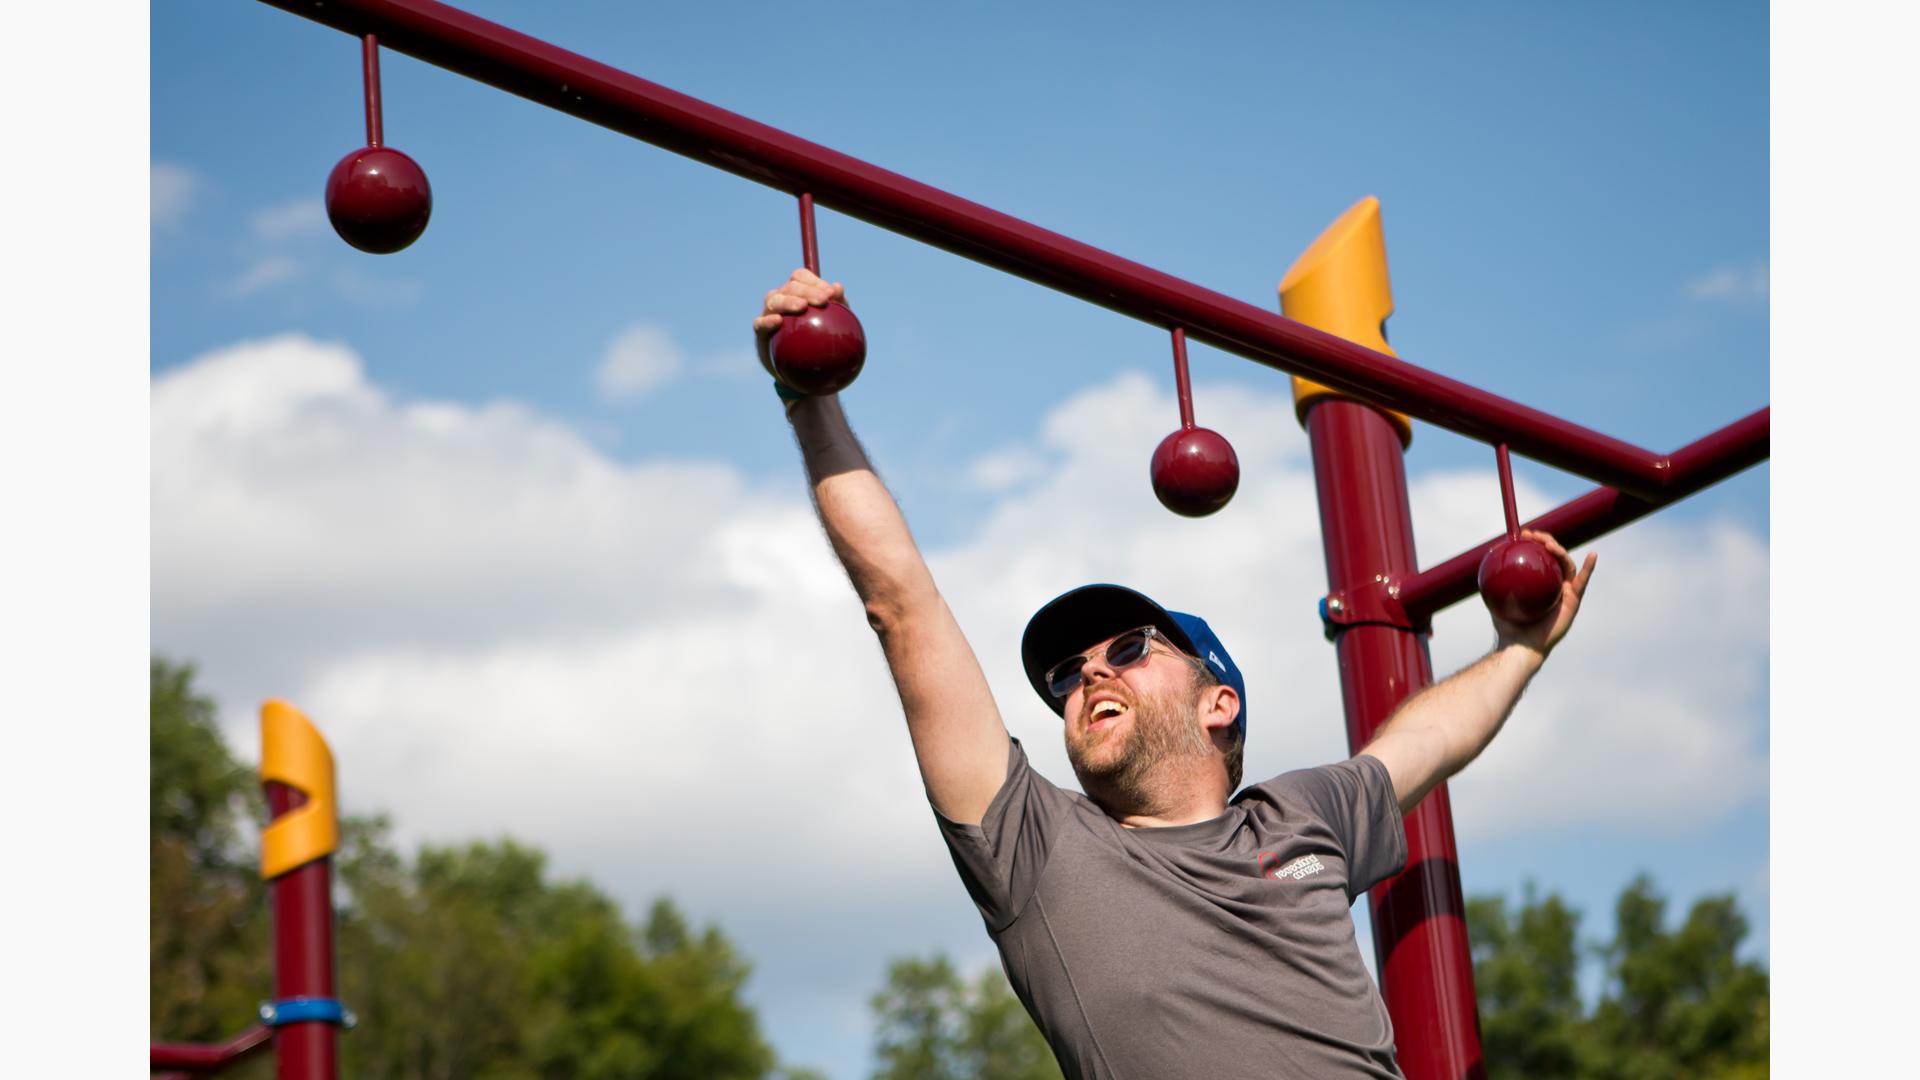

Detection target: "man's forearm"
[1375, 642, 1545, 784]
[786, 394, 938, 623]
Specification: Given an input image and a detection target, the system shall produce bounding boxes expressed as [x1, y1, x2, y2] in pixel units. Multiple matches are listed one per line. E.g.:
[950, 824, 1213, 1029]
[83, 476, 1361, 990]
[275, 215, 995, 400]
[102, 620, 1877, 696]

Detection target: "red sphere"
[1477, 538, 1565, 624]
[325, 146, 432, 254]
[1150, 426, 1240, 517]
[769, 301, 866, 395]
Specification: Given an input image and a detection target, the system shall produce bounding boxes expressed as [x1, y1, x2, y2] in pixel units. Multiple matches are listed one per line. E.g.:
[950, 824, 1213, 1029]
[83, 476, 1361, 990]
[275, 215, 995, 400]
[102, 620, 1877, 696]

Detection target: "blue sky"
[148, 2, 1768, 1076]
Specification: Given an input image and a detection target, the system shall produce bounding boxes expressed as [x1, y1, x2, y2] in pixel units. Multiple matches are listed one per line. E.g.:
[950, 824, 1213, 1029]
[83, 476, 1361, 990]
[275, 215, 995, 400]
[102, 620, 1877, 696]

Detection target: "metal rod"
[362, 34, 383, 147]
[1399, 407, 1770, 620]
[249, 0, 1711, 499]
[1495, 443, 1519, 541]
[798, 192, 819, 276]
[150, 1026, 273, 1071]
[1171, 327, 1195, 429]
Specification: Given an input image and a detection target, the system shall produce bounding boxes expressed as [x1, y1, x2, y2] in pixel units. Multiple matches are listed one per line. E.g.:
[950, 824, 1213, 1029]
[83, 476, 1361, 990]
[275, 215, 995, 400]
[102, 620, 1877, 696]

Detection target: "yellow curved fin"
[258, 699, 339, 879]
[1279, 196, 1413, 446]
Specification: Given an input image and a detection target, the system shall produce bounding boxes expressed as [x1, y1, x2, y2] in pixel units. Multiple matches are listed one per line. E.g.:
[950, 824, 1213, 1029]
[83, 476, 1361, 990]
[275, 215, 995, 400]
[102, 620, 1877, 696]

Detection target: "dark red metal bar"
[150, 1026, 273, 1073]
[267, 784, 338, 1080]
[798, 192, 820, 276]
[1171, 327, 1195, 428]
[1306, 398, 1483, 1079]
[362, 35, 383, 147]
[1400, 406, 1769, 620]
[1494, 444, 1519, 540]
[249, 0, 1694, 499]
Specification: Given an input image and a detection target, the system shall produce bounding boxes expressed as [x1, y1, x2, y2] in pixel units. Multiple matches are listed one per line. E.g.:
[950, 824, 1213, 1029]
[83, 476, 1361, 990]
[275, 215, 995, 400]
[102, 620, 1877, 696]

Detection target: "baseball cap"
[1020, 584, 1247, 738]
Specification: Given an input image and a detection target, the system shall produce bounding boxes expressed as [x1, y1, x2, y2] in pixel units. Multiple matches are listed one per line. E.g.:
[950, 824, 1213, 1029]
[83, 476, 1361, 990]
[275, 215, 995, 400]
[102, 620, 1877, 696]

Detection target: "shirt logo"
[1257, 852, 1326, 881]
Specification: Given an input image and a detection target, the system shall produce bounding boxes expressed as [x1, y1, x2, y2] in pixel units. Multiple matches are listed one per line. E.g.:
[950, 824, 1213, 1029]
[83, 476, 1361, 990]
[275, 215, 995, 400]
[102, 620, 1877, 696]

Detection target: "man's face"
[1059, 631, 1213, 790]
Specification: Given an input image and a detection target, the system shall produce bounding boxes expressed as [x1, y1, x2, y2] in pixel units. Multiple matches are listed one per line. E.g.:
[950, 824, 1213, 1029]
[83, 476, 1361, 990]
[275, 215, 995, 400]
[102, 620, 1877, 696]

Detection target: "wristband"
[774, 381, 806, 404]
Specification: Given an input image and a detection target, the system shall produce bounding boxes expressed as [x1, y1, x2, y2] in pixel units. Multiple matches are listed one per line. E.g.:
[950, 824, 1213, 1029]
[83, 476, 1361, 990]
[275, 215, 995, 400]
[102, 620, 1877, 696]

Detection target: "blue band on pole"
[261, 997, 349, 1026]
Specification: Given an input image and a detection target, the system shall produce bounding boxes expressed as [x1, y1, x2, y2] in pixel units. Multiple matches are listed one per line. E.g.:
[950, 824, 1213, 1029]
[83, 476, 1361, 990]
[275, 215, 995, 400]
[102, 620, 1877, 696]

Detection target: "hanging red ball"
[1150, 426, 1239, 517]
[769, 301, 866, 396]
[1477, 538, 1565, 624]
[325, 146, 432, 254]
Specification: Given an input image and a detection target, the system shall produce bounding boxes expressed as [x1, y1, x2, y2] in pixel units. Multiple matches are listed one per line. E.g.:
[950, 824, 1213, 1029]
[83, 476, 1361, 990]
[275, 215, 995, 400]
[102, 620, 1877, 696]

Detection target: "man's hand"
[755, 268, 846, 383]
[1489, 530, 1598, 657]
[1361, 529, 1596, 812]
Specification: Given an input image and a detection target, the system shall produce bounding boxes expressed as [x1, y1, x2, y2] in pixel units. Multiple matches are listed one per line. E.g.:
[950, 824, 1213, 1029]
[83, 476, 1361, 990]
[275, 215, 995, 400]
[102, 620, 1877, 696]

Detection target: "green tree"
[1583, 876, 1769, 1079]
[1467, 885, 1585, 1080]
[870, 955, 1061, 1080]
[149, 656, 272, 1078]
[334, 827, 784, 1079]
[1471, 876, 1769, 1079]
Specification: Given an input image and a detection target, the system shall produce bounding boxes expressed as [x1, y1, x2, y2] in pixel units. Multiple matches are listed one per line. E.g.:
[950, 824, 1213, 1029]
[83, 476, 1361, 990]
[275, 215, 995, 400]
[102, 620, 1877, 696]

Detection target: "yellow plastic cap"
[258, 699, 339, 879]
[1278, 196, 1412, 446]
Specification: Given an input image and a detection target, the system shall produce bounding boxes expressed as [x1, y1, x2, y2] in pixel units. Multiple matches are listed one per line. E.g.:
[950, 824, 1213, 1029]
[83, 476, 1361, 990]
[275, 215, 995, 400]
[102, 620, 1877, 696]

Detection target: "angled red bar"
[1399, 407, 1769, 620]
[150, 1025, 273, 1072]
[251, 0, 1685, 498]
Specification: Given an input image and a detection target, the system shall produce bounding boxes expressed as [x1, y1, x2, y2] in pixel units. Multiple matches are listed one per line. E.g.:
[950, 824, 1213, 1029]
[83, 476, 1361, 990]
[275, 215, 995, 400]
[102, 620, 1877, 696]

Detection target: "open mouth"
[1085, 697, 1129, 733]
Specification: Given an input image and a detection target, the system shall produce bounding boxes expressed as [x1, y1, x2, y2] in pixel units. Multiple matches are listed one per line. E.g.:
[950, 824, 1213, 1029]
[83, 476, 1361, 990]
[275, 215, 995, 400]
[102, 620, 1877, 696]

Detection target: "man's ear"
[1200, 684, 1240, 736]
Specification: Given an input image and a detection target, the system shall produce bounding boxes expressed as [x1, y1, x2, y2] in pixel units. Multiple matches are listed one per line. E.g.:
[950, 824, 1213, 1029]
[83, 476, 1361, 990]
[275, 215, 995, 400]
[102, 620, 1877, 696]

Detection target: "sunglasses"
[1045, 625, 1181, 700]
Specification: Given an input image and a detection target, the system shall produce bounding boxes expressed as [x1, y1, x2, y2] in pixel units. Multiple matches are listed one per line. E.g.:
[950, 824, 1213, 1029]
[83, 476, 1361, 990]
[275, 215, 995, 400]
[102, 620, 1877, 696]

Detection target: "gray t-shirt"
[935, 738, 1407, 1080]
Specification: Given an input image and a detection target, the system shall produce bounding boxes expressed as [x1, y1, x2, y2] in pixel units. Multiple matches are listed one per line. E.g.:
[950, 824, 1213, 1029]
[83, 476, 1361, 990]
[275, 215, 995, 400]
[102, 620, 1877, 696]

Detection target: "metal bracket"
[1318, 575, 1427, 640]
[260, 997, 356, 1029]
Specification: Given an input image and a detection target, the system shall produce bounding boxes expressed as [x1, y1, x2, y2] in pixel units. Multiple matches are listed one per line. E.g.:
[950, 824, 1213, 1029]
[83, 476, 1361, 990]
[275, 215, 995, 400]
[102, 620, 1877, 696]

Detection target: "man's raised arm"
[1360, 530, 1598, 814]
[758, 269, 1010, 825]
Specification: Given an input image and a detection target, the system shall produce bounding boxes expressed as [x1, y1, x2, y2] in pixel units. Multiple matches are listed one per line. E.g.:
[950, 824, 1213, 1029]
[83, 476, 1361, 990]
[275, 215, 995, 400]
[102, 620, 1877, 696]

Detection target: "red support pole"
[1284, 198, 1482, 1079]
[258, 701, 344, 1080]
[266, 783, 338, 1080]
[1307, 400, 1483, 1079]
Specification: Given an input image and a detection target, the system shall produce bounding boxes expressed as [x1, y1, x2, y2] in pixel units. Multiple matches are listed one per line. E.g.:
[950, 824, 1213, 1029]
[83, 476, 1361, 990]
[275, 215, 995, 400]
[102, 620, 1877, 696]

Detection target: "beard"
[1065, 681, 1213, 802]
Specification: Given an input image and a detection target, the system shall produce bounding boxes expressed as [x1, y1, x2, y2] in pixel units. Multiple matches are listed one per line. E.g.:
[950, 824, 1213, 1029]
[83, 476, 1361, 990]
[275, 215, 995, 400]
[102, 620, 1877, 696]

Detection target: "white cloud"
[596, 323, 687, 400]
[151, 162, 196, 229]
[250, 198, 327, 241]
[220, 256, 301, 298]
[154, 343, 1768, 848]
[964, 445, 1050, 492]
[1685, 260, 1769, 302]
[152, 343, 1767, 1071]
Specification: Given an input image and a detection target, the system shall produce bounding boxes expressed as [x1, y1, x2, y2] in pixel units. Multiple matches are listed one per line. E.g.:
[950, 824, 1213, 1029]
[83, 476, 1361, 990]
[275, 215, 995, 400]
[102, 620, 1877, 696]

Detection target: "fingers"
[782, 267, 840, 305]
[757, 268, 843, 330]
[1570, 552, 1598, 597]
[1520, 529, 1580, 580]
[762, 288, 816, 315]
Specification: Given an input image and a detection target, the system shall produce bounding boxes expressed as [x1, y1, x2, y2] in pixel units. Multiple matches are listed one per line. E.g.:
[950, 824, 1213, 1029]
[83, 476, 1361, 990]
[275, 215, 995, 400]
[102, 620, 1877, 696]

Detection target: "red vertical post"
[259, 701, 343, 1080]
[266, 784, 338, 1080]
[1283, 198, 1484, 1079]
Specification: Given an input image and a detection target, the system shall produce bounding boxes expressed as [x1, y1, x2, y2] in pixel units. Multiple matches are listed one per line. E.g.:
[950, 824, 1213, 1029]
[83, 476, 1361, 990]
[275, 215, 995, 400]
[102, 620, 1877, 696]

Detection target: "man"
[755, 268, 1597, 1079]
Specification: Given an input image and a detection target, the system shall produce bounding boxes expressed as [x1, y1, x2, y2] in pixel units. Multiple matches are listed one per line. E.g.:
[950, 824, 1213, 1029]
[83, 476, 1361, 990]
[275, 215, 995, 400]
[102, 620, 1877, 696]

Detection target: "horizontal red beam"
[247, 0, 1742, 500]
[1398, 407, 1769, 620]
[150, 1025, 272, 1072]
